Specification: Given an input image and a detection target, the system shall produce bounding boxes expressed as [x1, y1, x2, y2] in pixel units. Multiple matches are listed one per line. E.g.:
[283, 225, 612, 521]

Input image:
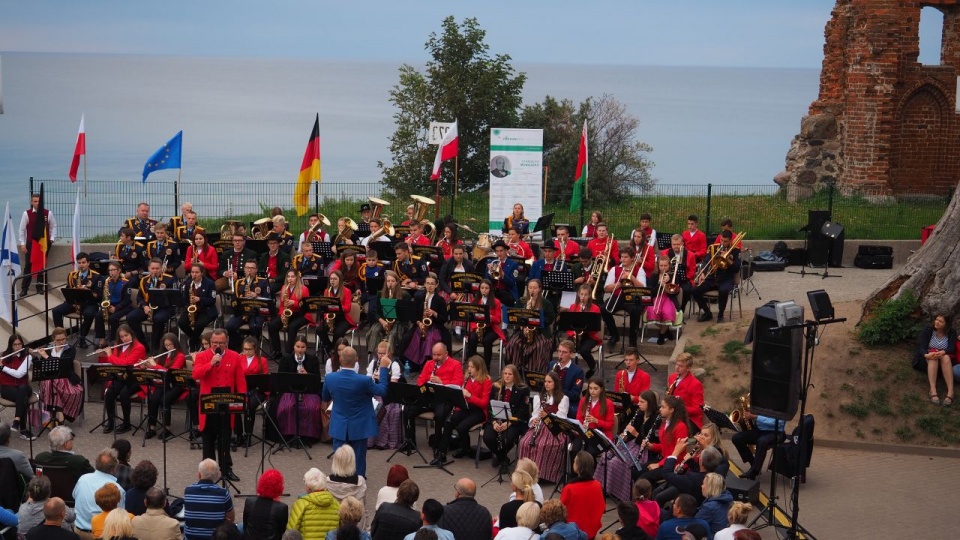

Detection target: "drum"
[473, 233, 492, 260]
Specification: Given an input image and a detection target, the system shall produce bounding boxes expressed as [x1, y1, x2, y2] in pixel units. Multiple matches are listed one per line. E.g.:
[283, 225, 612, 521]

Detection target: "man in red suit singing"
[192, 329, 247, 482]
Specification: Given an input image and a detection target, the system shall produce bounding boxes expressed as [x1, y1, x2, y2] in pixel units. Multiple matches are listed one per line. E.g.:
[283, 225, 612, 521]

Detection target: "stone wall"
[776, 0, 960, 199]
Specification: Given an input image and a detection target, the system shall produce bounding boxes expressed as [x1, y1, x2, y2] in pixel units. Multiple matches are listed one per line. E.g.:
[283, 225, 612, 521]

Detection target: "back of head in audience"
[338, 496, 364, 527]
[281, 531, 304, 540]
[111, 438, 132, 464]
[396, 479, 420, 506]
[516, 501, 540, 530]
[633, 478, 653, 501]
[331, 445, 357, 477]
[386, 464, 409, 488]
[515, 457, 539, 483]
[96, 448, 120, 474]
[145, 487, 167, 510]
[454, 477, 476, 498]
[48, 425, 74, 451]
[700, 445, 723, 472]
[414, 530, 438, 540]
[304, 467, 327, 492]
[539, 500, 567, 526]
[733, 529, 762, 540]
[96, 482, 122, 512]
[198, 458, 221, 482]
[43, 497, 66, 522]
[702, 472, 725, 499]
[675, 494, 697, 518]
[131, 460, 159, 490]
[421, 498, 443, 525]
[0, 422, 10, 446]
[102, 509, 134, 538]
[257, 469, 285, 500]
[617, 501, 639, 526]
[27, 475, 52, 502]
[212, 523, 242, 540]
[511, 470, 535, 503]
[573, 451, 595, 478]
[727, 501, 753, 526]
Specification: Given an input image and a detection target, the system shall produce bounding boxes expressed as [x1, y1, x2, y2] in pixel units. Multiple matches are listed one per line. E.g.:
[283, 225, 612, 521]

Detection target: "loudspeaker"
[749, 302, 802, 420]
[725, 474, 760, 504]
[821, 221, 844, 267]
[804, 211, 832, 268]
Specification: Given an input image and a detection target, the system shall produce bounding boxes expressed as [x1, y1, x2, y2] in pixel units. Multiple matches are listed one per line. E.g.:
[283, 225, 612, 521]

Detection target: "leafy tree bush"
[857, 289, 921, 345]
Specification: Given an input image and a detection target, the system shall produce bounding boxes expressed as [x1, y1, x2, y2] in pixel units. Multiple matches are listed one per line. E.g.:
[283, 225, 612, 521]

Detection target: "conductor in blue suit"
[322, 346, 390, 477]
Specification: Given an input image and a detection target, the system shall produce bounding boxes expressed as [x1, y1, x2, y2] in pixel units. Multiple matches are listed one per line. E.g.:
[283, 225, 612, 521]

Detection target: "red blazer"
[577, 397, 615, 439]
[683, 229, 707, 262]
[668, 372, 705, 428]
[404, 234, 431, 246]
[416, 357, 465, 387]
[192, 348, 248, 431]
[556, 240, 580, 261]
[186, 245, 220, 280]
[567, 302, 601, 343]
[649, 417, 689, 467]
[325, 287, 356, 326]
[469, 296, 505, 341]
[660, 248, 698, 283]
[438, 239, 463, 260]
[614, 369, 651, 404]
[507, 240, 534, 261]
[561, 478, 605, 539]
[100, 341, 147, 367]
[587, 237, 620, 268]
[241, 355, 269, 376]
[463, 377, 493, 421]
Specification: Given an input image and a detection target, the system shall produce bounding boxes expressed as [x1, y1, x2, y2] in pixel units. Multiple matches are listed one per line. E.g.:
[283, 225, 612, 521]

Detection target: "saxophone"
[101, 278, 111, 325]
[325, 289, 337, 332]
[420, 296, 432, 339]
[280, 286, 292, 330]
[522, 296, 536, 343]
[187, 282, 198, 326]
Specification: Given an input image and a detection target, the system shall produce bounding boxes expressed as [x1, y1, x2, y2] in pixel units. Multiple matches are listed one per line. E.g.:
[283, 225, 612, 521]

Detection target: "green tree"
[519, 94, 655, 206]
[378, 16, 527, 197]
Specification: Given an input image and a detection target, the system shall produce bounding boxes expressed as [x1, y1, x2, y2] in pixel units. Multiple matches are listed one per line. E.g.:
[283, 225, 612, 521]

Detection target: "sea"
[0, 52, 819, 215]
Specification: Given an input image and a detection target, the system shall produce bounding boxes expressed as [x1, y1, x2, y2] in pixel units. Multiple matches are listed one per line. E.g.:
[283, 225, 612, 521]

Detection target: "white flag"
[71, 187, 81, 270]
[0, 202, 23, 324]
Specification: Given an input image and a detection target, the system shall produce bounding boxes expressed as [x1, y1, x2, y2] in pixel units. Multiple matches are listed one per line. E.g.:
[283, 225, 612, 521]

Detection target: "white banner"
[488, 128, 543, 234]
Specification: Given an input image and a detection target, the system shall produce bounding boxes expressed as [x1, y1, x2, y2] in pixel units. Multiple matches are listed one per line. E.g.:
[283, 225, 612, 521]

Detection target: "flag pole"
[314, 180, 320, 215]
[449, 156, 458, 218]
[434, 171, 442, 220]
[83, 154, 88, 198]
[176, 170, 182, 211]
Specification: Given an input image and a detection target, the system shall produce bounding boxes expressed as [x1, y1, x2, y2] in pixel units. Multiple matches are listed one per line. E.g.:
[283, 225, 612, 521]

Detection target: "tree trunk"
[861, 187, 960, 323]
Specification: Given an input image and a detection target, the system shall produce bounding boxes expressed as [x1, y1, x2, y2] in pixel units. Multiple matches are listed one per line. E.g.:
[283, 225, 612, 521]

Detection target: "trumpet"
[488, 259, 503, 280]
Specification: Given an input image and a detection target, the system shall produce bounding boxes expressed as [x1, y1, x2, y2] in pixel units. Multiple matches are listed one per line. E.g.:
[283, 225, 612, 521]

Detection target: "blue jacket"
[547, 361, 585, 417]
[656, 517, 711, 540]
[695, 491, 733, 539]
[322, 367, 389, 440]
[483, 257, 520, 301]
[541, 520, 586, 540]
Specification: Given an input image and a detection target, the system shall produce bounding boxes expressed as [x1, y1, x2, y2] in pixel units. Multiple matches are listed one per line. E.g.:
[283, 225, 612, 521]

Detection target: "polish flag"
[430, 120, 458, 181]
[69, 114, 85, 182]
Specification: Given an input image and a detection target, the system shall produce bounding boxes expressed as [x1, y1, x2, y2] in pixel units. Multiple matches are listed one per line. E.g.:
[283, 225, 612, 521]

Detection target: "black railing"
[11, 261, 74, 334]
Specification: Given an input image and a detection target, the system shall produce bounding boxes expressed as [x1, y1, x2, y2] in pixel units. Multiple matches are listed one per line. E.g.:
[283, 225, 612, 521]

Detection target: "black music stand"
[168, 368, 202, 449]
[313, 241, 335, 264]
[450, 302, 490, 363]
[199, 391, 245, 494]
[616, 286, 655, 371]
[413, 383, 465, 475]
[300, 276, 328, 297]
[131, 368, 164, 438]
[61, 289, 96, 347]
[544, 414, 588, 497]
[386, 382, 430, 464]
[524, 370, 546, 393]
[304, 296, 343, 358]
[270, 372, 322, 459]
[556, 312, 602, 364]
[87, 364, 131, 436]
[607, 391, 636, 422]
[481, 399, 514, 485]
[542, 269, 574, 293]
[533, 213, 555, 237]
[245, 373, 291, 476]
[371, 242, 397, 263]
[31, 356, 75, 445]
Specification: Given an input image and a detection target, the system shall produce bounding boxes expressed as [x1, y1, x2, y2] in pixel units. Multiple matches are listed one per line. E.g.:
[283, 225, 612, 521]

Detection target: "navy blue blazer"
[547, 360, 585, 417]
[322, 367, 389, 441]
[484, 257, 519, 301]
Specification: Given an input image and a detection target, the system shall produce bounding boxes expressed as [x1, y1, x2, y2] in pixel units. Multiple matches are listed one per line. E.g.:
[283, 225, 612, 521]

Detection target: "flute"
[134, 349, 175, 367]
[0, 348, 27, 361]
[85, 343, 126, 357]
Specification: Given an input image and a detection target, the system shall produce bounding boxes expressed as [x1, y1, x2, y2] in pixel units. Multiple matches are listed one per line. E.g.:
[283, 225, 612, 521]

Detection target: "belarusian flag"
[430, 120, 458, 180]
[294, 114, 321, 216]
[570, 120, 588, 212]
[69, 114, 85, 182]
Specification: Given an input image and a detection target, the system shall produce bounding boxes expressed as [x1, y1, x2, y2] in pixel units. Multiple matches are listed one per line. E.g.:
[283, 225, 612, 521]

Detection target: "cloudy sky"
[0, 1, 856, 68]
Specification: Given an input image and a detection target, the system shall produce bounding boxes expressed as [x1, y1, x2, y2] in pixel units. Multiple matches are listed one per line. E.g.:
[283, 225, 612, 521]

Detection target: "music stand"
[391, 225, 411, 242]
[533, 213, 555, 236]
[336, 245, 365, 260]
[386, 382, 430, 465]
[311, 241, 334, 264]
[167, 368, 201, 448]
[246, 239, 268, 255]
[245, 373, 291, 476]
[607, 391, 636, 422]
[300, 276, 328, 296]
[543, 414, 588, 497]
[155, 366, 192, 494]
[524, 370, 546, 393]
[482, 399, 514, 485]
[61, 289, 96, 347]
[412, 245, 443, 272]
[371, 242, 397, 263]
[412, 383, 465, 475]
[450, 302, 490, 363]
[556, 311, 602, 365]
[199, 391, 246, 494]
[542, 269, 574, 293]
[304, 297, 344, 358]
[615, 286, 655, 371]
[130, 368, 164, 437]
[31, 356, 75, 445]
[270, 372, 322, 459]
[86, 364, 131, 436]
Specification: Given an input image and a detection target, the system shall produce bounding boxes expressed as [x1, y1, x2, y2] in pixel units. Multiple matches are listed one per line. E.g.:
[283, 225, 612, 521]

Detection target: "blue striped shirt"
[183, 480, 233, 540]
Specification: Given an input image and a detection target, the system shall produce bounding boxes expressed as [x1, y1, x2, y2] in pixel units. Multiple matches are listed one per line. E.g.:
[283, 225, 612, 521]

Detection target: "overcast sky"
[0, 0, 856, 68]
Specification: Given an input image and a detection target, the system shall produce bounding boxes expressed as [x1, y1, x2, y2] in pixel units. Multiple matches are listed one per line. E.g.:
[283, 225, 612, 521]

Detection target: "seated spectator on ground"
[110, 439, 133, 491]
[538, 499, 586, 540]
[34, 426, 94, 484]
[712, 502, 753, 540]
[73, 447, 125, 539]
[0, 421, 33, 479]
[101, 509, 136, 540]
[403, 499, 453, 540]
[325, 495, 370, 540]
[510, 458, 544, 503]
[613, 501, 650, 540]
[498, 470, 537, 530]
[494, 501, 540, 540]
[91, 483, 124, 539]
[560, 452, 604, 540]
[131, 487, 181, 540]
[124, 460, 159, 516]
[17, 475, 76, 532]
[371, 479, 421, 540]
[914, 314, 957, 405]
[376, 465, 409, 510]
[656, 494, 710, 540]
[0, 504, 18, 530]
[695, 473, 732, 535]
[632, 479, 660, 539]
[437, 478, 492, 540]
[243, 469, 289, 540]
[213, 523, 242, 540]
[287, 468, 340, 540]
[184, 459, 235, 540]
[25, 497, 78, 540]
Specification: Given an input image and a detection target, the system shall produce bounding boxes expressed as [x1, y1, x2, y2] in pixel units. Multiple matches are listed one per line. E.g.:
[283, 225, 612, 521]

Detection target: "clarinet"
[530, 390, 548, 447]
[497, 383, 507, 450]
[621, 402, 646, 441]
[636, 414, 662, 466]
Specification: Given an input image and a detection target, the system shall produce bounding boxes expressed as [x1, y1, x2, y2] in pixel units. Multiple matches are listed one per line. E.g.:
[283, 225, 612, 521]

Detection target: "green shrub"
[857, 289, 922, 346]
[839, 402, 869, 419]
[684, 344, 702, 356]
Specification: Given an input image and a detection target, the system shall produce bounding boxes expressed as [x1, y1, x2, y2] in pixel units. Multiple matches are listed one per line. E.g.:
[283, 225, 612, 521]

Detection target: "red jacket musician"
[317, 271, 356, 355]
[184, 231, 220, 281]
[614, 348, 651, 405]
[464, 280, 505, 372]
[683, 215, 708, 263]
[666, 352, 704, 429]
[574, 377, 616, 458]
[505, 228, 534, 262]
[99, 324, 147, 435]
[143, 333, 188, 441]
[586, 223, 619, 269]
[403, 343, 465, 446]
[436, 224, 464, 261]
[566, 283, 603, 376]
[267, 270, 311, 358]
[431, 356, 492, 465]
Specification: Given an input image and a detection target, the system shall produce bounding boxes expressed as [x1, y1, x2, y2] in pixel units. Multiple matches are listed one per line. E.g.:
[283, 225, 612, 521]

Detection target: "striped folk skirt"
[277, 392, 323, 440]
[594, 439, 642, 502]
[39, 378, 84, 421]
[504, 332, 552, 373]
[402, 326, 442, 368]
[518, 424, 566, 483]
[369, 400, 402, 449]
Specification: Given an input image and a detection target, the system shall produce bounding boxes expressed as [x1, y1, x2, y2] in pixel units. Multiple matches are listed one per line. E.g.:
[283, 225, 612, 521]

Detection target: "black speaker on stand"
[821, 221, 845, 268]
[748, 302, 802, 420]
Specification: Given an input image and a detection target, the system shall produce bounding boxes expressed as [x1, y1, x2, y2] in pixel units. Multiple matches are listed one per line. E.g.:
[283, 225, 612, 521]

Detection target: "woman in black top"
[371, 479, 422, 540]
[242, 469, 288, 540]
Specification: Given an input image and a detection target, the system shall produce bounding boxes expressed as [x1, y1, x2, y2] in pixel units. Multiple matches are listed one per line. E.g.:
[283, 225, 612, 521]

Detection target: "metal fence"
[29, 177, 949, 241]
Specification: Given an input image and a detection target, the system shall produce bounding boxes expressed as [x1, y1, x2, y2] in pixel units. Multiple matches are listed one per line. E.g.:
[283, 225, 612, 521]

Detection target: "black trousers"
[178, 311, 218, 351]
[202, 416, 233, 470]
[226, 315, 264, 352]
[404, 401, 450, 446]
[601, 301, 642, 344]
[147, 384, 185, 427]
[437, 406, 485, 455]
[104, 378, 139, 424]
[52, 302, 98, 338]
[578, 336, 600, 371]
[267, 314, 308, 356]
[465, 329, 498, 371]
[185, 387, 200, 428]
[693, 277, 735, 316]
[234, 390, 265, 438]
[732, 429, 781, 473]
[95, 307, 133, 340]
[482, 421, 525, 461]
[0, 384, 33, 421]
[127, 307, 174, 352]
[318, 316, 352, 357]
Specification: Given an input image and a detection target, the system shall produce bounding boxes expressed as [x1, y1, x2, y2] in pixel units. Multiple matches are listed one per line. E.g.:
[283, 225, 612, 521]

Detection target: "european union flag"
[142, 131, 182, 182]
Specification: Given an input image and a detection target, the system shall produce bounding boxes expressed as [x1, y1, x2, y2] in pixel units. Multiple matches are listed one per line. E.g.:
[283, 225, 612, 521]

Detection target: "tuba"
[220, 220, 243, 238]
[368, 197, 390, 221]
[411, 195, 437, 241]
[251, 218, 272, 240]
[333, 217, 359, 245]
[307, 214, 331, 241]
[368, 217, 394, 243]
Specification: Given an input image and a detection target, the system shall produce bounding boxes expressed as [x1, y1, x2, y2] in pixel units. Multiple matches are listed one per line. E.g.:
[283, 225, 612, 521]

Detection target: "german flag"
[294, 114, 321, 216]
[30, 183, 49, 273]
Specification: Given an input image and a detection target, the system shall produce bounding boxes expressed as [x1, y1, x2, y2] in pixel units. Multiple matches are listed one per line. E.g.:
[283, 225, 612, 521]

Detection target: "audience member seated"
[371, 479, 421, 540]
[437, 478, 492, 540]
[560, 452, 604, 540]
[242, 469, 288, 540]
[34, 426, 94, 484]
[101, 508, 136, 540]
[497, 470, 537, 531]
[656, 495, 710, 540]
[632, 479, 660, 539]
[124, 460, 159, 516]
[510, 458, 544, 503]
[913, 314, 957, 405]
[17, 476, 76, 533]
[695, 473, 732, 537]
[403, 499, 453, 540]
[287, 468, 340, 539]
[493, 501, 540, 540]
[375, 465, 409, 510]
[612, 501, 649, 540]
[324, 496, 370, 540]
[538, 499, 586, 540]
[212, 523, 242, 540]
[657, 424, 730, 505]
[0, 421, 33, 479]
[24, 497, 79, 540]
[90, 483, 124, 539]
[110, 439, 133, 491]
[326, 446, 368, 528]
[72, 448, 125, 540]
[184, 459, 235, 540]
[712, 502, 753, 540]
[131, 487, 181, 540]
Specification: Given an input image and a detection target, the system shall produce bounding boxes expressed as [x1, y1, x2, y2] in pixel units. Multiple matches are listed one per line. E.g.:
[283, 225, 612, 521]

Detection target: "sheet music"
[490, 399, 513, 420]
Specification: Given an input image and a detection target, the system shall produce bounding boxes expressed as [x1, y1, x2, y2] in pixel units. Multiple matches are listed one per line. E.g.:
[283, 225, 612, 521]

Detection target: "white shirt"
[360, 233, 391, 247]
[529, 394, 570, 427]
[19, 207, 58, 245]
[299, 230, 331, 251]
[0, 354, 30, 379]
[604, 264, 647, 288]
[325, 358, 361, 375]
[366, 358, 401, 381]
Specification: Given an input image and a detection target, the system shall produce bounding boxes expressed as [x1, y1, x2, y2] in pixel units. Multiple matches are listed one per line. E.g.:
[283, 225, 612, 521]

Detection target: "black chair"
[772, 414, 814, 483]
[29, 460, 76, 507]
[0, 458, 25, 512]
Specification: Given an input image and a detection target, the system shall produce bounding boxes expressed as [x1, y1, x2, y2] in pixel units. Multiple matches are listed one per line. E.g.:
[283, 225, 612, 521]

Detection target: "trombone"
[693, 231, 746, 283]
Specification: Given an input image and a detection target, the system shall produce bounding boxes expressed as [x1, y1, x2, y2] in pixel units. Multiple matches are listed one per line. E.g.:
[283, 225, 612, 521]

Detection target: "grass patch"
[916, 415, 945, 438]
[720, 340, 750, 364]
[839, 402, 870, 419]
[897, 392, 924, 417]
[684, 344, 702, 356]
[867, 388, 895, 417]
[895, 426, 916, 442]
[700, 326, 720, 338]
